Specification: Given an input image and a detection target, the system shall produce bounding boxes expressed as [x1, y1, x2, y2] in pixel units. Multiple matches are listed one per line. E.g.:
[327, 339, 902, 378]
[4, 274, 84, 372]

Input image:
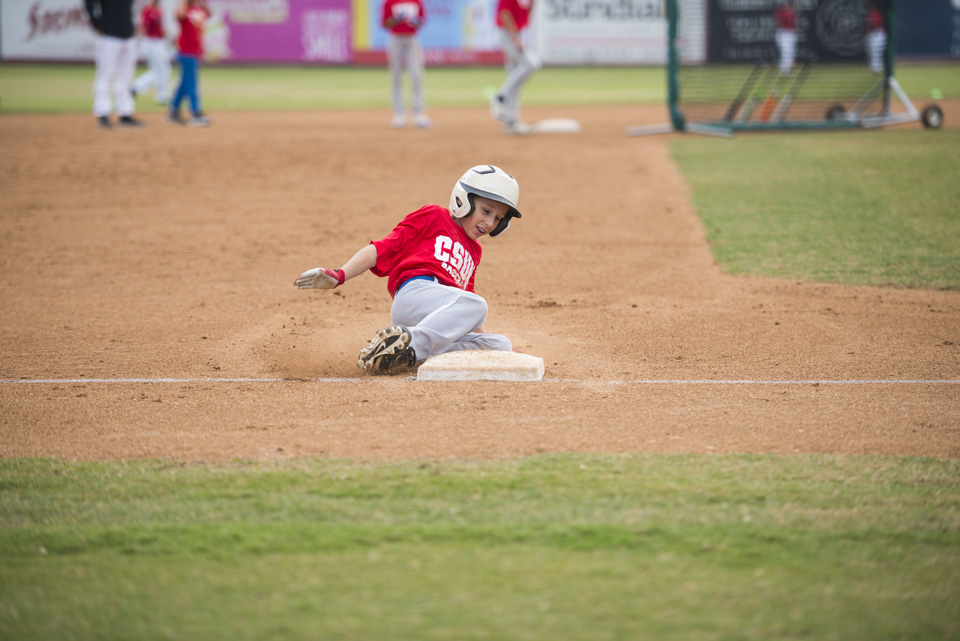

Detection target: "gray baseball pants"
[387, 33, 425, 117]
[496, 29, 541, 124]
[390, 278, 512, 359]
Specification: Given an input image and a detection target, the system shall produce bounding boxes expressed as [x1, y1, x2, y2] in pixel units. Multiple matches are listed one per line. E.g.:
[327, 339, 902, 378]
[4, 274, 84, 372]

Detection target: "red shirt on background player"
[496, 0, 532, 31]
[382, 0, 424, 35]
[177, 0, 209, 57]
[774, 3, 796, 30]
[140, 2, 165, 38]
[168, 0, 210, 126]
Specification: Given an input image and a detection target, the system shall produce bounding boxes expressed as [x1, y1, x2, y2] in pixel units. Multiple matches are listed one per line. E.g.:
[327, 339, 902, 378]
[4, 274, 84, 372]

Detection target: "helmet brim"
[460, 181, 522, 220]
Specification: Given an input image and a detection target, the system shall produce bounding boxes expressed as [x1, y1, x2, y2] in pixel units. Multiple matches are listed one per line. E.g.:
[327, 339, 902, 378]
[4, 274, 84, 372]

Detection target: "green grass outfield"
[0, 64, 666, 112]
[0, 62, 956, 112]
[671, 128, 960, 289]
[2, 455, 959, 640]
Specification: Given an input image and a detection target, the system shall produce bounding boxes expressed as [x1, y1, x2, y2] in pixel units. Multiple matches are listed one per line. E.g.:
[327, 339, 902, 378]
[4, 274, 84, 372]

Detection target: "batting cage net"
[665, 0, 910, 133]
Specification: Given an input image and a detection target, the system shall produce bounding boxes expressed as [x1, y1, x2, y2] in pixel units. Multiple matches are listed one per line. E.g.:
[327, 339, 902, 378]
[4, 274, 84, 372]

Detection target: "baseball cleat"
[118, 115, 146, 128]
[489, 94, 507, 124]
[167, 111, 186, 125]
[187, 115, 210, 128]
[390, 115, 406, 129]
[97, 116, 112, 129]
[413, 114, 432, 129]
[358, 325, 417, 373]
[504, 121, 534, 136]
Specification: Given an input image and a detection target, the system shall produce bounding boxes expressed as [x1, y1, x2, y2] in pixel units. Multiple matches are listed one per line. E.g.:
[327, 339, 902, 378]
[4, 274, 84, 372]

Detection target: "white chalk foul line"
[1, 377, 959, 385]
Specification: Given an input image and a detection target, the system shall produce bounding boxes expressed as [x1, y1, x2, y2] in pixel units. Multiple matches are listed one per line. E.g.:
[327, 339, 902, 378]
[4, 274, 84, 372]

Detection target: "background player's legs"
[867, 30, 886, 73]
[132, 38, 156, 97]
[495, 29, 540, 125]
[134, 39, 171, 103]
[387, 34, 406, 124]
[172, 56, 187, 111]
[132, 67, 157, 97]
[408, 39, 426, 120]
[174, 54, 200, 116]
[153, 40, 172, 103]
[390, 280, 511, 359]
[93, 35, 122, 117]
[776, 29, 796, 76]
[188, 58, 202, 116]
[112, 37, 138, 117]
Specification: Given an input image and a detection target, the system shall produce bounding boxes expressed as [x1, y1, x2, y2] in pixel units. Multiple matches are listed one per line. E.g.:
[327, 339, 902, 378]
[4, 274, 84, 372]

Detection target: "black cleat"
[117, 115, 146, 128]
[357, 326, 417, 373]
[98, 116, 112, 129]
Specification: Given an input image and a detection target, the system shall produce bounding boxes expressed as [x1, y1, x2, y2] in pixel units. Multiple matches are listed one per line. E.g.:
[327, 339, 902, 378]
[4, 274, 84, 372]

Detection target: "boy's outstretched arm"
[294, 244, 377, 290]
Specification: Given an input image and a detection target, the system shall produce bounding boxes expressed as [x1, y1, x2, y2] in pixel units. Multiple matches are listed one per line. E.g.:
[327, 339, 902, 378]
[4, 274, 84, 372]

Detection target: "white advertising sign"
[534, 0, 667, 65]
[1, 0, 99, 60]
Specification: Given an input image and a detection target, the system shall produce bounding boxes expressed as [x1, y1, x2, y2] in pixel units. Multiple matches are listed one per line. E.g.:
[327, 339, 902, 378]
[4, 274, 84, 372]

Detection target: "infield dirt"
[2, 103, 958, 461]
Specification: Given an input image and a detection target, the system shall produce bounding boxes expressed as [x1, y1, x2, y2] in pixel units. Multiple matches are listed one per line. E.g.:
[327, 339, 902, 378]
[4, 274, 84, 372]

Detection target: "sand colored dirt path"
[1, 104, 958, 461]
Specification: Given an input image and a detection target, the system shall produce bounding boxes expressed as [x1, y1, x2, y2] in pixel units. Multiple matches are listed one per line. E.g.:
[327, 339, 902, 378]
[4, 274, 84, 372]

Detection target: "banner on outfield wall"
[0, 0, 665, 66]
[0, 0, 352, 63]
[1, 0, 96, 60]
[704, 0, 884, 65]
[4, 0, 955, 63]
[351, 0, 503, 65]
[352, 0, 667, 66]
[701, 0, 960, 64]
[534, 0, 667, 64]
[205, 0, 351, 62]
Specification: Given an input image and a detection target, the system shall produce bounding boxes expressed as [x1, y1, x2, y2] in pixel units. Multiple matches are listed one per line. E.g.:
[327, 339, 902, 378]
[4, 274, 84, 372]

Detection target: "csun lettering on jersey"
[434, 235, 476, 288]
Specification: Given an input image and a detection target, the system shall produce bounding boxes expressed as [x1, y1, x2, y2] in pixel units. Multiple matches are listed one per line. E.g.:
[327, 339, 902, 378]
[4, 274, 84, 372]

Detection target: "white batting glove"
[294, 267, 345, 289]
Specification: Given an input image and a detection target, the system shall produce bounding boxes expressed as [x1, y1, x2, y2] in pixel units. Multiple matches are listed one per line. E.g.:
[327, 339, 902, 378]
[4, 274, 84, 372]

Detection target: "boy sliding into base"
[294, 165, 523, 373]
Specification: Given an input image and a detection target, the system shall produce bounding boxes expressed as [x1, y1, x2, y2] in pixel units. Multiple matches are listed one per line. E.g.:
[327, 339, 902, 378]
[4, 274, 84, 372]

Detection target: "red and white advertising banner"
[1, 0, 98, 61]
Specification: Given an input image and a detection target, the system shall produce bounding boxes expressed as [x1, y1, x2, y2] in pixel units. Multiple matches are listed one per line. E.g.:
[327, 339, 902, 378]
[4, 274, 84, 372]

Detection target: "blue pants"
[171, 53, 201, 116]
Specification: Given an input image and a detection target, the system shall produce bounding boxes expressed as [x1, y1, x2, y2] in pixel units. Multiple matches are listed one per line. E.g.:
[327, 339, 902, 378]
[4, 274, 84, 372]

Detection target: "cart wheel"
[922, 105, 943, 129]
[826, 104, 846, 121]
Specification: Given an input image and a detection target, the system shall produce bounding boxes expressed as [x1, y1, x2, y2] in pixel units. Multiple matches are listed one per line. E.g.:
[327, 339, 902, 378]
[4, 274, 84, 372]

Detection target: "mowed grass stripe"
[671, 129, 960, 289]
[1, 455, 958, 640]
[0, 63, 956, 113]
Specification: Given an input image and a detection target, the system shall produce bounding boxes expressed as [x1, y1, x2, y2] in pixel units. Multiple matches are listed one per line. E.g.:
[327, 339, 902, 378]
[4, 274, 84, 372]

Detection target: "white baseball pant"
[132, 37, 172, 103]
[496, 29, 541, 124]
[867, 29, 886, 73]
[390, 278, 512, 359]
[387, 33, 425, 117]
[776, 29, 797, 76]
[93, 34, 138, 118]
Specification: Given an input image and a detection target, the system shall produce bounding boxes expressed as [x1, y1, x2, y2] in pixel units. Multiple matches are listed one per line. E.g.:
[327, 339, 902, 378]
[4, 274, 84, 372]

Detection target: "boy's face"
[457, 196, 509, 240]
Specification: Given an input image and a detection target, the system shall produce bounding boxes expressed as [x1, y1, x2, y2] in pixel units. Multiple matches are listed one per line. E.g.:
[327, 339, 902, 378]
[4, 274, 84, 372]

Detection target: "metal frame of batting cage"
[628, 0, 939, 138]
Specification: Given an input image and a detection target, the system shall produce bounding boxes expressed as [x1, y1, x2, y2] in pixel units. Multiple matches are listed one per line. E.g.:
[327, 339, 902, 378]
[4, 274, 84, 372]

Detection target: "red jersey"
[178, 4, 210, 56]
[382, 0, 424, 35]
[867, 7, 884, 31]
[141, 4, 165, 39]
[371, 204, 482, 298]
[774, 6, 796, 30]
[496, 0, 533, 31]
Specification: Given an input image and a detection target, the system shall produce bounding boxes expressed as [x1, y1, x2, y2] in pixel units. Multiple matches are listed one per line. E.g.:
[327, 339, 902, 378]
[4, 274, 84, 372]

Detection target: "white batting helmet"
[449, 165, 522, 237]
